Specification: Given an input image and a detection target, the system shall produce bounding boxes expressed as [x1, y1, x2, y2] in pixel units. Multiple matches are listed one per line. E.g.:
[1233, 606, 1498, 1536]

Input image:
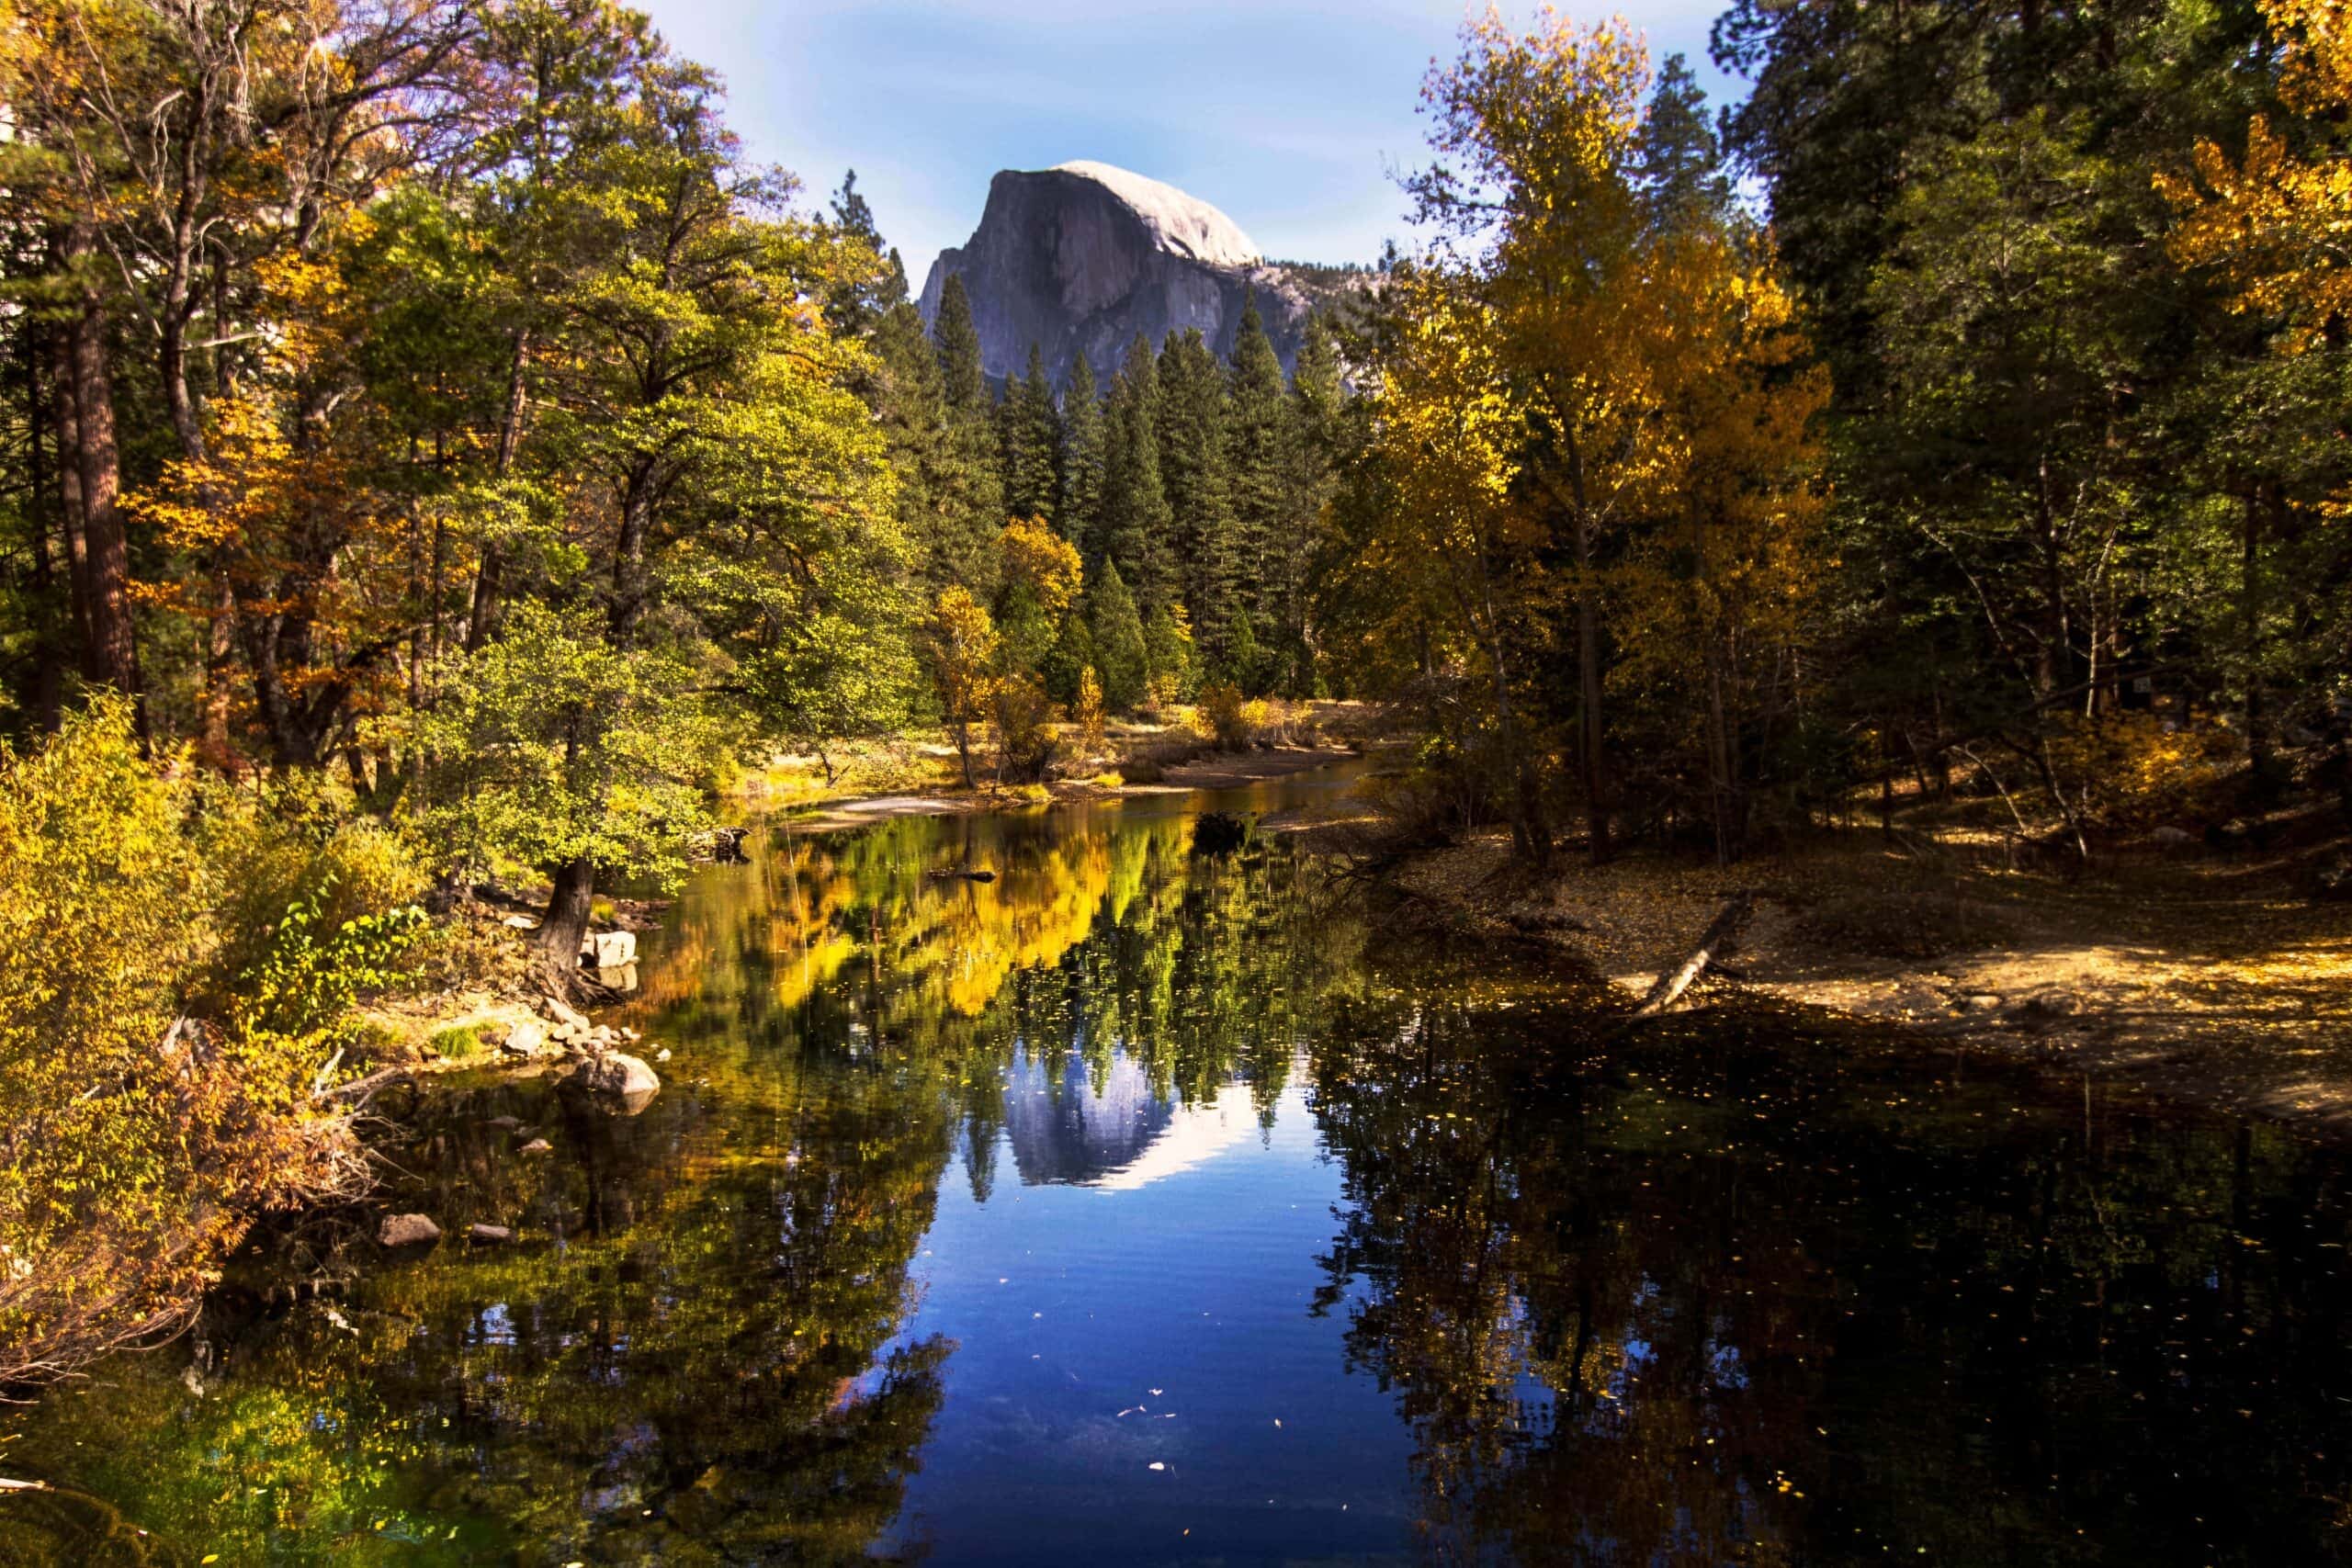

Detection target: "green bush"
[428, 1023, 484, 1059]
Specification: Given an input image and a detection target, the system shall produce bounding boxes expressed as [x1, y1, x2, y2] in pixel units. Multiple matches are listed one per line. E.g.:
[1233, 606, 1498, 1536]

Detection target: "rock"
[502, 1019, 548, 1056]
[517, 1137, 553, 1156]
[466, 1224, 513, 1245]
[568, 1051, 661, 1110]
[378, 1213, 440, 1248]
[2151, 825, 2198, 849]
[654, 1046, 672, 1063]
[580, 929, 637, 970]
[1951, 992, 2005, 1014]
[917, 162, 1367, 390]
[2015, 990, 2085, 1025]
[484, 1114, 521, 1131]
[594, 962, 639, 995]
[541, 993, 590, 1032]
[712, 826, 752, 863]
[500, 913, 540, 931]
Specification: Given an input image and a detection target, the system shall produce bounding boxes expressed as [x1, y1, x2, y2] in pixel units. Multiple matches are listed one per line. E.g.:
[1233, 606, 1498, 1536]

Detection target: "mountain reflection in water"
[6, 771, 2352, 1566]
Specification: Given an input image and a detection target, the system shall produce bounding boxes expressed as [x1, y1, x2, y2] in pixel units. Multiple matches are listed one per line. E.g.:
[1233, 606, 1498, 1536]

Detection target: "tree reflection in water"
[9, 792, 2352, 1565]
[1308, 969, 2352, 1564]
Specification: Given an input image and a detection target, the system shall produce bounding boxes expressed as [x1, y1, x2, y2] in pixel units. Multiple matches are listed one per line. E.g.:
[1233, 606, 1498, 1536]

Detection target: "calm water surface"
[7, 770, 2352, 1565]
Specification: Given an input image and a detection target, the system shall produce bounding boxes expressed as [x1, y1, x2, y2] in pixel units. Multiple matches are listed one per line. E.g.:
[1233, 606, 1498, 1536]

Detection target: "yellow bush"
[0, 701, 423, 1387]
[2041, 712, 2239, 829]
[1199, 682, 1253, 749]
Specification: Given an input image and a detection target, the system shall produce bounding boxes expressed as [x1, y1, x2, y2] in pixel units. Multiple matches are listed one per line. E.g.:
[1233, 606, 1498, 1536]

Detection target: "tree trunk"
[22, 326, 62, 731]
[609, 463, 657, 643]
[532, 856, 596, 992]
[1576, 511, 1610, 863]
[465, 330, 530, 651]
[65, 235, 142, 726]
[200, 574, 239, 760]
[2244, 488, 2278, 795]
[51, 331, 91, 666]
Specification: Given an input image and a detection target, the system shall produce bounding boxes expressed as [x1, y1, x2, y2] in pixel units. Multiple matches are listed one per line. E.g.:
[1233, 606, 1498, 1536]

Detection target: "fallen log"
[313, 1065, 412, 1104]
[924, 868, 996, 883]
[1631, 891, 1755, 1020]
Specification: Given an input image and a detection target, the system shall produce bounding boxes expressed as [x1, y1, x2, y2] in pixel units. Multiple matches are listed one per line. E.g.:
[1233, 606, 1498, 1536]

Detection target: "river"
[5, 768, 2352, 1564]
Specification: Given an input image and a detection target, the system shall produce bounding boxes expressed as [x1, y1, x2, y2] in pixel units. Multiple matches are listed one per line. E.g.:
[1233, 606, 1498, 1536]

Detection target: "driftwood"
[312, 1065, 411, 1104]
[924, 868, 996, 883]
[1631, 891, 1755, 1019]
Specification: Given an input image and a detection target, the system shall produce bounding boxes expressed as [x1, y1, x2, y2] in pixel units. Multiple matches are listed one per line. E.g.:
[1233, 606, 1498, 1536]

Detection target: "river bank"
[775, 740, 1365, 832]
[1265, 793, 2352, 1134]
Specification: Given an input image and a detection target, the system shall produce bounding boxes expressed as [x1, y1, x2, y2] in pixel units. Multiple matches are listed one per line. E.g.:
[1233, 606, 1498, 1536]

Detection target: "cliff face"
[917, 162, 1347, 389]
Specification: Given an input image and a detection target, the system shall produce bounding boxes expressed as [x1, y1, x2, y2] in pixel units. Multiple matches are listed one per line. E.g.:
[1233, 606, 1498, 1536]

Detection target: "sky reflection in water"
[6, 772, 2352, 1565]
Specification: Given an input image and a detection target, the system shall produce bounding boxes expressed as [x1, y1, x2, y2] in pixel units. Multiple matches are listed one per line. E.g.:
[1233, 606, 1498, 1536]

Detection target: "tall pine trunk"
[65, 230, 142, 729]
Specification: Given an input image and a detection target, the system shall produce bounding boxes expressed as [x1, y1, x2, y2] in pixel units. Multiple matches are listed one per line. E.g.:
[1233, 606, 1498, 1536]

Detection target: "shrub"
[429, 1023, 484, 1059]
[0, 700, 424, 1389]
[1199, 682, 1253, 750]
[2041, 713, 2240, 831]
[991, 671, 1057, 784]
[1072, 666, 1107, 752]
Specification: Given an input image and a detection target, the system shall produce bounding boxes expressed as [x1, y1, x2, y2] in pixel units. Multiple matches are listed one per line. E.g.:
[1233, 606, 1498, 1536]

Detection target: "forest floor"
[1269, 791, 2352, 1135]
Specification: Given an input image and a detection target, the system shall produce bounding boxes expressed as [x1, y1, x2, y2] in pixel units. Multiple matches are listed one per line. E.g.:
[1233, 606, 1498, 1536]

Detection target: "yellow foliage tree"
[1618, 231, 1830, 860]
[928, 587, 999, 788]
[1408, 13, 1690, 861]
[2161, 0, 2352, 349]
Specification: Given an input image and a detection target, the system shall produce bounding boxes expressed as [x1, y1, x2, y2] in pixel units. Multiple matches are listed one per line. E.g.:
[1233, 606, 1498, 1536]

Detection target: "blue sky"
[633, 1, 1744, 279]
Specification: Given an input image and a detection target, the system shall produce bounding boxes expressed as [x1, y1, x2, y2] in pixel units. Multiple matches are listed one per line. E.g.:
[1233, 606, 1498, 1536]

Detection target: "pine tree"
[1089, 559, 1148, 712]
[1275, 316, 1343, 694]
[1157, 330, 1241, 672]
[1100, 334, 1175, 609]
[1227, 292, 1290, 667]
[1635, 55, 1733, 231]
[874, 302, 962, 595]
[1000, 344, 1061, 526]
[1058, 353, 1107, 554]
[929, 275, 1004, 596]
[822, 169, 909, 336]
[933, 273, 989, 412]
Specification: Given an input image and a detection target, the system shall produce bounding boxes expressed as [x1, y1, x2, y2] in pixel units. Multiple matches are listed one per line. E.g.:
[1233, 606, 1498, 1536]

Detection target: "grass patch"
[428, 1023, 484, 1059]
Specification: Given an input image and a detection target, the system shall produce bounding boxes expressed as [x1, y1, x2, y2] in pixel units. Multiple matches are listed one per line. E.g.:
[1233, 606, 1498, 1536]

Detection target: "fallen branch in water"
[312, 1065, 410, 1104]
[1632, 891, 1755, 1020]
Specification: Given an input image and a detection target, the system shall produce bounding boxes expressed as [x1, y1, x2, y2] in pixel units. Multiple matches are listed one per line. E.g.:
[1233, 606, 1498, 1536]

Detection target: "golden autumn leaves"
[1360, 14, 1828, 861]
[2164, 0, 2352, 350]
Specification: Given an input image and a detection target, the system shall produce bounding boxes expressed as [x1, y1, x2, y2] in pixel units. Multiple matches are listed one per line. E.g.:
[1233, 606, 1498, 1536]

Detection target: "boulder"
[517, 1137, 553, 1156]
[568, 1051, 661, 1110]
[466, 1224, 514, 1245]
[502, 1019, 548, 1056]
[580, 930, 637, 970]
[378, 1213, 440, 1248]
[541, 994, 590, 1032]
